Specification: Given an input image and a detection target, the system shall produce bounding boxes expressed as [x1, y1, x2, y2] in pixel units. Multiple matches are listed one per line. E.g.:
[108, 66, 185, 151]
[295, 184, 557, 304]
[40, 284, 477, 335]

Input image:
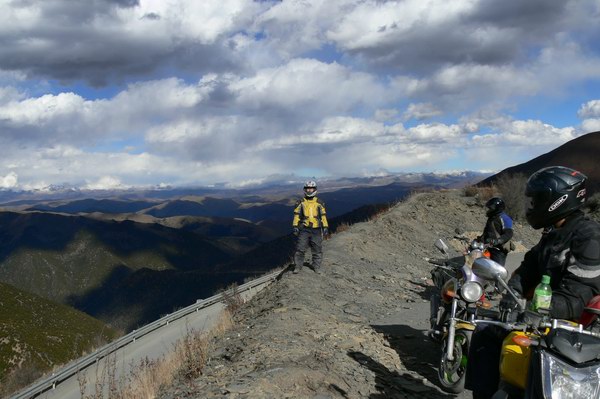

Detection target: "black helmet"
[525, 166, 587, 229]
[303, 180, 317, 198]
[485, 197, 505, 217]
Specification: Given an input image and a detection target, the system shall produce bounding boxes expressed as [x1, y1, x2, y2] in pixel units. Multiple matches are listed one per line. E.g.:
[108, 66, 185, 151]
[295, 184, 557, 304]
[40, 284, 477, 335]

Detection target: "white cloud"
[472, 120, 578, 147]
[581, 118, 600, 133]
[0, 0, 599, 188]
[403, 103, 442, 121]
[231, 58, 387, 116]
[0, 171, 18, 189]
[578, 100, 600, 118]
[84, 176, 126, 190]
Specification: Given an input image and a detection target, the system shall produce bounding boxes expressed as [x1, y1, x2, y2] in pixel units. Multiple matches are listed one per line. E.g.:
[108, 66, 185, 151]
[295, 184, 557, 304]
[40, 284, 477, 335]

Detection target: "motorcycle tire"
[438, 329, 472, 394]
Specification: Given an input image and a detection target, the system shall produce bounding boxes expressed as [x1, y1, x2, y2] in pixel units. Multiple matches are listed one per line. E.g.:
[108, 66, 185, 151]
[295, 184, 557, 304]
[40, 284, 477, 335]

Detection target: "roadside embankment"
[159, 190, 539, 398]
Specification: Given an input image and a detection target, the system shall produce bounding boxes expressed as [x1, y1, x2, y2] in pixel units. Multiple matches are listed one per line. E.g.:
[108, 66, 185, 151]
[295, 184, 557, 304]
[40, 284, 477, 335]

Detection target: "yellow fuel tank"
[499, 331, 534, 389]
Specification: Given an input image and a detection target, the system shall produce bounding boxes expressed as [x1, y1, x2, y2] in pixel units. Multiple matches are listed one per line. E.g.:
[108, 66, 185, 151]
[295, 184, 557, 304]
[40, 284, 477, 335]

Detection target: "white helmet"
[303, 180, 317, 197]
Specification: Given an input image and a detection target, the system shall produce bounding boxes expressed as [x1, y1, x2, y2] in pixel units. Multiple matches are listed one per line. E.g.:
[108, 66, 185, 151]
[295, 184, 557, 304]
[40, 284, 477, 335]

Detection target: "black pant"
[294, 228, 323, 270]
[465, 324, 508, 398]
[489, 248, 507, 266]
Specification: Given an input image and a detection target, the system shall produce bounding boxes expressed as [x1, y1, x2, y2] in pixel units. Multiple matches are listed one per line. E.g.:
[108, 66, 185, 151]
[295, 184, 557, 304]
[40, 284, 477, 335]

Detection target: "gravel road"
[370, 252, 524, 399]
[159, 190, 539, 398]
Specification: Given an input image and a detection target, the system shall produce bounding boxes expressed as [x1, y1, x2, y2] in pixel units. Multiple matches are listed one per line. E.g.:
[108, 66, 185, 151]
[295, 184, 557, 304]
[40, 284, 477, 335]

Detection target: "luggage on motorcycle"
[499, 331, 534, 390]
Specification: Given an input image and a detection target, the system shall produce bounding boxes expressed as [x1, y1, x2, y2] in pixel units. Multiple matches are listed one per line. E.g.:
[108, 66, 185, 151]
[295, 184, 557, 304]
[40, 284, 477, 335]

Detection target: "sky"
[1, 0, 600, 191]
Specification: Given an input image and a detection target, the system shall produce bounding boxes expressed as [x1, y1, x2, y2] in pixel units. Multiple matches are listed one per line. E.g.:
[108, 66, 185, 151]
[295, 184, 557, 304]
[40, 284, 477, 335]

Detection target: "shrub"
[585, 193, 600, 222]
[463, 185, 479, 197]
[221, 284, 244, 314]
[495, 173, 528, 221]
[475, 186, 497, 205]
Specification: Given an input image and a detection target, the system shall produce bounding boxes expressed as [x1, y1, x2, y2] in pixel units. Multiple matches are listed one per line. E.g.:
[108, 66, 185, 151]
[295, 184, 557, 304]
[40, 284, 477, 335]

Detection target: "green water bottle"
[531, 275, 552, 311]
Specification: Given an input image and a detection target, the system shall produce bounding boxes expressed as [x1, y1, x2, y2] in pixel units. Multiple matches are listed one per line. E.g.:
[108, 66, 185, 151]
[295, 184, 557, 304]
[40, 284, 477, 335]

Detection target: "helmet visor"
[525, 185, 552, 211]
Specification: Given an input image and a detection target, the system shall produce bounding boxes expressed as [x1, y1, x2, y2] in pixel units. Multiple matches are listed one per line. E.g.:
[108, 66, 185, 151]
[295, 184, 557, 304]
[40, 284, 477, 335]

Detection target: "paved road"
[372, 252, 525, 398]
[16, 275, 276, 399]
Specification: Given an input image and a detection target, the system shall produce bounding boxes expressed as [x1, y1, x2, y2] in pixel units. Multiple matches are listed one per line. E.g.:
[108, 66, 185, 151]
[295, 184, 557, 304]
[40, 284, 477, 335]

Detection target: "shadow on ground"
[348, 350, 454, 398]
[370, 323, 455, 395]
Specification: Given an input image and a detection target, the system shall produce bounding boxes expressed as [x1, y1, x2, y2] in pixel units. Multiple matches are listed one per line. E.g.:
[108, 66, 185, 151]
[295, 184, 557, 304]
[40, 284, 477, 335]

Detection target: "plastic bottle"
[531, 275, 552, 311]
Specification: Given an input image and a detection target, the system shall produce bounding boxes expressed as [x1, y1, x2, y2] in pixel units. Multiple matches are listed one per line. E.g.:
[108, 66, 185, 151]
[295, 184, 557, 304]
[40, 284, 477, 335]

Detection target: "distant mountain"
[0, 281, 117, 395]
[28, 198, 158, 214]
[479, 131, 600, 195]
[18, 180, 460, 222]
[0, 212, 234, 329]
[0, 171, 491, 206]
[0, 172, 489, 331]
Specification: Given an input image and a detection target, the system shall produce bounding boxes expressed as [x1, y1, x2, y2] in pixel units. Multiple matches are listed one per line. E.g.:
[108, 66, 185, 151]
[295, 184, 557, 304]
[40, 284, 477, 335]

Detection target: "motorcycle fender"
[454, 321, 475, 331]
[499, 331, 533, 390]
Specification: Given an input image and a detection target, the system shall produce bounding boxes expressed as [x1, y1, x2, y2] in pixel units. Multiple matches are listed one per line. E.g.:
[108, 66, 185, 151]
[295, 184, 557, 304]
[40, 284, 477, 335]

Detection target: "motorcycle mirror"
[472, 257, 509, 281]
[434, 239, 449, 255]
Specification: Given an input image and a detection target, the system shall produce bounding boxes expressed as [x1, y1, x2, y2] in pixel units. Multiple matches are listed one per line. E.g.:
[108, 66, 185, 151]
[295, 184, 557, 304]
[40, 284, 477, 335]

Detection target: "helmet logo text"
[577, 189, 586, 198]
[548, 194, 568, 212]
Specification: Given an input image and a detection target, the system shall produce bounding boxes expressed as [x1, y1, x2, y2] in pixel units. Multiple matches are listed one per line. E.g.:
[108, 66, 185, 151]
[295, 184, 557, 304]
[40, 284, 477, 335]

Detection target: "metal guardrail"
[11, 270, 281, 399]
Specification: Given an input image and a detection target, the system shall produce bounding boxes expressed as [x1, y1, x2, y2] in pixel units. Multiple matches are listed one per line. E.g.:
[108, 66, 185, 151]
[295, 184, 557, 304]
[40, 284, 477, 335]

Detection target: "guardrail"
[12, 270, 281, 399]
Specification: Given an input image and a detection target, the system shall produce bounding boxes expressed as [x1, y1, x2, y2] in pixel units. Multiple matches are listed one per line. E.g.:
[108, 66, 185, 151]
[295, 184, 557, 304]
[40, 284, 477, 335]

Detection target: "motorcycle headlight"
[541, 351, 600, 398]
[460, 281, 483, 303]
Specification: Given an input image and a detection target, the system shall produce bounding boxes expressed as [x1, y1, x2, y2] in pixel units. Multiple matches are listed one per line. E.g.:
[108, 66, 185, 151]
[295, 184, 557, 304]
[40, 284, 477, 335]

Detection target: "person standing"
[292, 181, 329, 274]
[480, 196, 514, 266]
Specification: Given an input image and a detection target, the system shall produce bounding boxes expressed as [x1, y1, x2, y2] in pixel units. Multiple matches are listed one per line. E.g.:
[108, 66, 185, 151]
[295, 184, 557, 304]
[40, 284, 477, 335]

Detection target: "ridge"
[159, 190, 539, 398]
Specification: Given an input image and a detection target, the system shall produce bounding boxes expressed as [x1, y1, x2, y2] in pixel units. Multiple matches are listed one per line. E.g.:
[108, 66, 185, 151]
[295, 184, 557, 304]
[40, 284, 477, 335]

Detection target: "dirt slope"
[159, 190, 540, 398]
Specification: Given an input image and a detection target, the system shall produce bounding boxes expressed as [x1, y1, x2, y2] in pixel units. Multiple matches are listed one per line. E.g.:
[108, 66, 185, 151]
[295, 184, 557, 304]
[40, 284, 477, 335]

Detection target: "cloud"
[84, 176, 126, 190]
[0, 0, 264, 85]
[471, 120, 578, 147]
[578, 100, 600, 118]
[403, 103, 442, 121]
[0, 172, 18, 189]
[1, 1, 600, 189]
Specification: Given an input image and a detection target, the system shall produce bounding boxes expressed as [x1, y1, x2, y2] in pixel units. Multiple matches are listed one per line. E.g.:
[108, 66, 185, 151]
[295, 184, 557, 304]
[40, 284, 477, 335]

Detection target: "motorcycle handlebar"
[474, 317, 600, 338]
[477, 308, 501, 319]
[454, 235, 470, 243]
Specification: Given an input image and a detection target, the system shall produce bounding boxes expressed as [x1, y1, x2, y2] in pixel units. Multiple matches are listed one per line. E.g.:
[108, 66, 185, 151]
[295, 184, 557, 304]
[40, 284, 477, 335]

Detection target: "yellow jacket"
[292, 197, 329, 229]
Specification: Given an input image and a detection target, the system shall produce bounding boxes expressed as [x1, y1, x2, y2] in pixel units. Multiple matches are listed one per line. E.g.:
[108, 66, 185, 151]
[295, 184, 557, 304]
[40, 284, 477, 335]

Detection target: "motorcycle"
[427, 233, 495, 393]
[470, 257, 600, 399]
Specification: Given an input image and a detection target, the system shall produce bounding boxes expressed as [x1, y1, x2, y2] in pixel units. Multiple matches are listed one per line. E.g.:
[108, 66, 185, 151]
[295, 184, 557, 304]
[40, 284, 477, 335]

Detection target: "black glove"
[500, 292, 524, 322]
[293, 227, 299, 236]
[485, 237, 499, 246]
[500, 292, 521, 311]
[323, 228, 329, 236]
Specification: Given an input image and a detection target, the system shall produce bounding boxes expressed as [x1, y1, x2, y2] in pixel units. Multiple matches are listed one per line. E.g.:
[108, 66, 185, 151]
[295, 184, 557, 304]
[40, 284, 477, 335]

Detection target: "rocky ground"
[159, 190, 541, 399]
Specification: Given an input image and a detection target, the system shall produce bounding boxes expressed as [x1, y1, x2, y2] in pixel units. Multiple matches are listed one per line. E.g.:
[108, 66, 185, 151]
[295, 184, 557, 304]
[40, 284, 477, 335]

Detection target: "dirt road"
[160, 190, 538, 398]
[370, 252, 524, 399]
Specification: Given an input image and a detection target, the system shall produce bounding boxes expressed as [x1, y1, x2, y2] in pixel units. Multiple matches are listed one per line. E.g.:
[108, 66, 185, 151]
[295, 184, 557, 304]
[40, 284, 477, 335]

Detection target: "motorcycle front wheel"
[438, 329, 472, 393]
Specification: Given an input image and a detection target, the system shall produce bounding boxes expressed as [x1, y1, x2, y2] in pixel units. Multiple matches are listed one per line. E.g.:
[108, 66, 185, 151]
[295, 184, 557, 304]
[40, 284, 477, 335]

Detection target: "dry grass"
[75, 310, 234, 398]
[221, 283, 244, 314]
[334, 222, 350, 233]
[494, 173, 528, 221]
[0, 364, 44, 398]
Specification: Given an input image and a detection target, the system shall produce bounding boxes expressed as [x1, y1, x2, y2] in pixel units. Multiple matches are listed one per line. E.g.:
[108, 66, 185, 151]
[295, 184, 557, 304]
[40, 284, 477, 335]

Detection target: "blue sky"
[1, 0, 600, 190]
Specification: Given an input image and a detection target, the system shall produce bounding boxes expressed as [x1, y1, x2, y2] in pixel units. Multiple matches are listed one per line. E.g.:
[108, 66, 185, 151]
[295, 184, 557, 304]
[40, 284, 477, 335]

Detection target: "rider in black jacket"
[505, 166, 600, 319]
[466, 166, 600, 398]
[480, 197, 514, 266]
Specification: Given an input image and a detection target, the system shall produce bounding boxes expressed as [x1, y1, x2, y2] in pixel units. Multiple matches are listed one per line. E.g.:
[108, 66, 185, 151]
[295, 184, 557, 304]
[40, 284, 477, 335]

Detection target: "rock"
[158, 190, 534, 399]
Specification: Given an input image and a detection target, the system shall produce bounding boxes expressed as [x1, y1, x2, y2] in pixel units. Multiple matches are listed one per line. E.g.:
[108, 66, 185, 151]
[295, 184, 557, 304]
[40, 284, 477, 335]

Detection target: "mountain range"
[2, 131, 599, 395]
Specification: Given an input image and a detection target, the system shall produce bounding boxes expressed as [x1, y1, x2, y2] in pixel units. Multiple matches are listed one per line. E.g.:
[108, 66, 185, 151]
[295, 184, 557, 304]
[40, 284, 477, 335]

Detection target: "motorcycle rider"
[292, 181, 329, 274]
[466, 166, 600, 398]
[479, 197, 514, 266]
